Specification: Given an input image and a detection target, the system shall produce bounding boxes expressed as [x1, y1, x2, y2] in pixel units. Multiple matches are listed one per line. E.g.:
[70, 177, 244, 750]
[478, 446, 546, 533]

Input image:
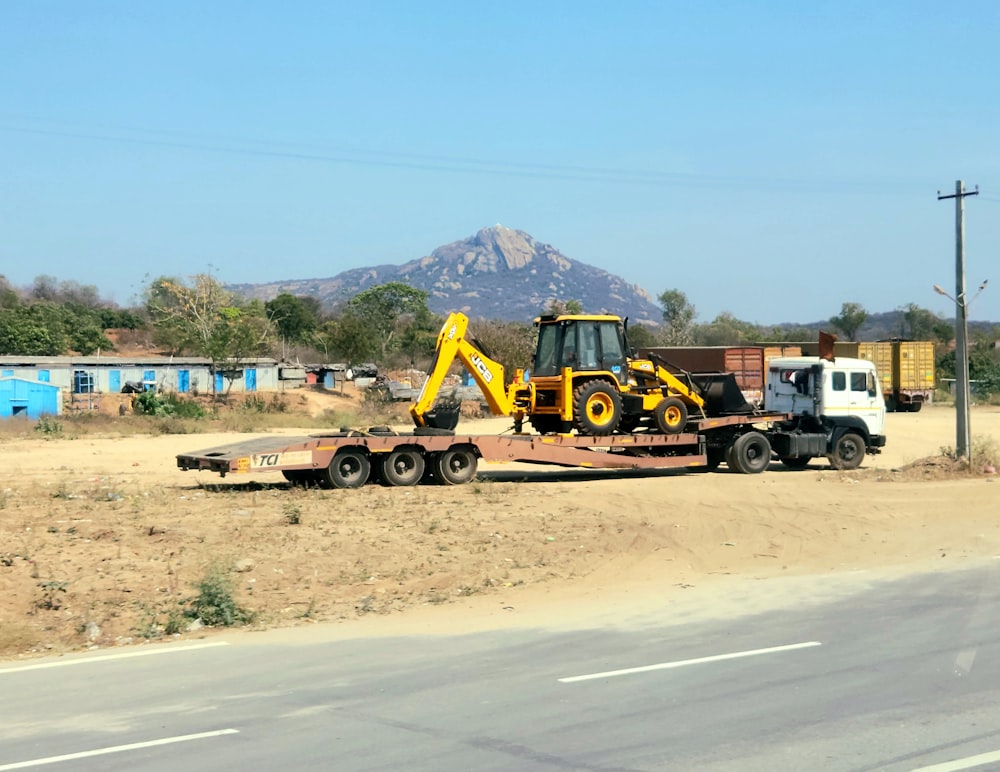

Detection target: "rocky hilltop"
[229, 226, 662, 322]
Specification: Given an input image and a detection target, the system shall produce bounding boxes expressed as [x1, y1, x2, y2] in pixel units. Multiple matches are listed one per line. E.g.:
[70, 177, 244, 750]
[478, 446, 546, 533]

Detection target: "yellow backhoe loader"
[411, 311, 750, 436]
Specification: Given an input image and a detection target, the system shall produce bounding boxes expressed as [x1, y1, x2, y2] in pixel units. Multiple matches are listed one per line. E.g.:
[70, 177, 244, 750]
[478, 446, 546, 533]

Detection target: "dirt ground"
[1, 394, 998, 661]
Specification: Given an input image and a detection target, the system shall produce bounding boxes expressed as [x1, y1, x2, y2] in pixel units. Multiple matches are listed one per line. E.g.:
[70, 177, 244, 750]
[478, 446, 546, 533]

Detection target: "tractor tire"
[377, 447, 425, 486]
[828, 432, 865, 470]
[653, 397, 688, 435]
[572, 380, 622, 436]
[729, 431, 771, 474]
[322, 449, 371, 489]
[434, 446, 478, 485]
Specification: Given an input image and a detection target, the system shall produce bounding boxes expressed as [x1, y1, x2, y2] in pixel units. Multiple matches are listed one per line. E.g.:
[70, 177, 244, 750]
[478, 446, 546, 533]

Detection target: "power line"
[0, 117, 938, 194]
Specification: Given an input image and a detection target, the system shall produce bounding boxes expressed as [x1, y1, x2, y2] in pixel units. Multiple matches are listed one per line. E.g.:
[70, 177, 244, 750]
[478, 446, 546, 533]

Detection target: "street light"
[933, 279, 988, 460]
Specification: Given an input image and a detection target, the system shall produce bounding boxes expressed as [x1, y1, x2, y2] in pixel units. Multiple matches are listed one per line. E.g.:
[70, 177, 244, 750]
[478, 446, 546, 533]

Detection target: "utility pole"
[937, 180, 979, 459]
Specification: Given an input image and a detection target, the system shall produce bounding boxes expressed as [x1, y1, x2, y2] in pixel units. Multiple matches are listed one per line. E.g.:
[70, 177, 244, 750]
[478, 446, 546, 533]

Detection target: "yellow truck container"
[858, 340, 935, 412]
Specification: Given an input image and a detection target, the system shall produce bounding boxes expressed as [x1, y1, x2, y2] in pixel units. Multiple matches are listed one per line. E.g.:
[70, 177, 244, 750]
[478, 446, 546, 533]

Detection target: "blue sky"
[2, 1, 998, 325]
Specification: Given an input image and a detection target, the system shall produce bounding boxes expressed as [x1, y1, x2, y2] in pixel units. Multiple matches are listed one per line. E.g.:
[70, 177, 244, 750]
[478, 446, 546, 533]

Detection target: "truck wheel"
[779, 455, 812, 470]
[653, 397, 688, 434]
[829, 432, 865, 470]
[435, 446, 478, 485]
[378, 448, 425, 486]
[572, 380, 622, 436]
[907, 401, 923, 413]
[729, 431, 771, 474]
[324, 449, 371, 488]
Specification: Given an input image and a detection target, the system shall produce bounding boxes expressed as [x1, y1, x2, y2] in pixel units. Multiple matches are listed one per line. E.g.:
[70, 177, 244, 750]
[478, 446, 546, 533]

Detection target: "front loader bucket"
[421, 402, 461, 431]
[688, 373, 755, 415]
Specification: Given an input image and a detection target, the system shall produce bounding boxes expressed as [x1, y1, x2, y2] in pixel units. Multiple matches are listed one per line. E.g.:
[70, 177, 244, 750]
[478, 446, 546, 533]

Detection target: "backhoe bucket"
[422, 402, 461, 431]
[688, 373, 755, 415]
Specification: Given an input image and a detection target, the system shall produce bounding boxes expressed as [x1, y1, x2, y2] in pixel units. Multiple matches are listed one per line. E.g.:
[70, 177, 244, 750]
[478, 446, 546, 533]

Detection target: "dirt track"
[1, 403, 998, 659]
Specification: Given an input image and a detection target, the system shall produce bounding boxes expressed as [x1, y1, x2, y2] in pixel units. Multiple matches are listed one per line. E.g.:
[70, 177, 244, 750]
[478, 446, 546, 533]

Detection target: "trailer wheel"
[653, 397, 688, 434]
[572, 380, 622, 436]
[378, 448, 425, 486]
[729, 431, 771, 474]
[829, 432, 865, 470]
[435, 446, 478, 485]
[323, 449, 371, 488]
[282, 469, 313, 486]
[779, 455, 812, 470]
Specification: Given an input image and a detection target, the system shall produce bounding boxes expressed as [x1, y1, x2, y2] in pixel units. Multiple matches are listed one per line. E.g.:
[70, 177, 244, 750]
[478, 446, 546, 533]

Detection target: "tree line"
[0, 274, 998, 396]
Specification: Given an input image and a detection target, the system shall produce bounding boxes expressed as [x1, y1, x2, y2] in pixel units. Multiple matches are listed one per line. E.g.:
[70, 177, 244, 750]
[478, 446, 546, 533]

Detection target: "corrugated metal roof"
[0, 356, 278, 367]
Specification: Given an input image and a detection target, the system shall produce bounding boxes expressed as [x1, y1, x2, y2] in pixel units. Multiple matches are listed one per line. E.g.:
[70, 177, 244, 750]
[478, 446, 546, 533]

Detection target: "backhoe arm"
[410, 312, 517, 428]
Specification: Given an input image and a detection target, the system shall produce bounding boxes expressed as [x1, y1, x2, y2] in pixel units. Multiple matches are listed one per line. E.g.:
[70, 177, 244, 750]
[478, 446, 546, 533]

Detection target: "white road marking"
[0, 729, 239, 770]
[0, 642, 229, 674]
[558, 641, 822, 683]
[911, 749, 1000, 771]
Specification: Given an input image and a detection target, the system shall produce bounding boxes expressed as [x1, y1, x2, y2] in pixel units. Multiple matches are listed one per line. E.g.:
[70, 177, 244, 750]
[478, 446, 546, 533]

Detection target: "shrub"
[188, 567, 254, 627]
[34, 416, 63, 436]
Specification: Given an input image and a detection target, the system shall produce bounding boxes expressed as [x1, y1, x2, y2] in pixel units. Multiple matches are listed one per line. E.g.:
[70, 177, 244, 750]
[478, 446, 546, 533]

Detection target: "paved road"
[4, 562, 1000, 771]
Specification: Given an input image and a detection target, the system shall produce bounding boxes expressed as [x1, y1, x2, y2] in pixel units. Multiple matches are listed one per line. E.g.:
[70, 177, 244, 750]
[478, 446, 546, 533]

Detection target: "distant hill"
[228, 225, 663, 323]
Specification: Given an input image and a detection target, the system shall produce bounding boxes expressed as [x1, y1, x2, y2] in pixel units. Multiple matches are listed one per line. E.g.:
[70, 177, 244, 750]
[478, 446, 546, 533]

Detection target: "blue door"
[109, 370, 121, 393]
[215, 371, 224, 392]
[143, 370, 156, 391]
[245, 368, 257, 392]
[178, 370, 190, 393]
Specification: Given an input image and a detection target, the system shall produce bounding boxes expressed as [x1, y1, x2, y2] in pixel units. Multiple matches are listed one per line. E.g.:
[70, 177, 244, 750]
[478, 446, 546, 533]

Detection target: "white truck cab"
[764, 356, 887, 470]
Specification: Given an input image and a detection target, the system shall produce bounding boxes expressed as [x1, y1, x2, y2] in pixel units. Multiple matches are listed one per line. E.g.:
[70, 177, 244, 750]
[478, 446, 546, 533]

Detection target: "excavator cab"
[533, 316, 629, 385]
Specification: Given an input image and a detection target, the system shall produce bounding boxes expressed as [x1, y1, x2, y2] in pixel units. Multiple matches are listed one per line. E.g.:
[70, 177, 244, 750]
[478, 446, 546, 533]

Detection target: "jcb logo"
[469, 353, 493, 384]
[447, 325, 457, 340]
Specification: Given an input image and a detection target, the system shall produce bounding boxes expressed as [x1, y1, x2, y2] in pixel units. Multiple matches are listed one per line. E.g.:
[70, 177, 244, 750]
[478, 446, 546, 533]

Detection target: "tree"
[0, 305, 66, 355]
[396, 305, 442, 367]
[658, 289, 696, 345]
[469, 320, 535, 384]
[145, 274, 273, 395]
[624, 323, 659, 352]
[898, 303, 952, 343]
[694, 312, 762, 346]
[345, 282, 432, 362]
[544, 298, 584, 315]
[265, 293, 320, 345]
[324, 311, 377, 365]
[828, 302, 868, 342]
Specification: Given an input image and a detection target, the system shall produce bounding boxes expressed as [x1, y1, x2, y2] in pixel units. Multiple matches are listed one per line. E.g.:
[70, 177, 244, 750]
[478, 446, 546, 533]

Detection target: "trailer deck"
[176, 413, 788, 486]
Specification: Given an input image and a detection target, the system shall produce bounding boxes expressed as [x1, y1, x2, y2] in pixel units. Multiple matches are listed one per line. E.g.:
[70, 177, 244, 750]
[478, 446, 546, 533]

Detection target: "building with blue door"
[0, 377, 61, 418]
[0, 356, 282, 400]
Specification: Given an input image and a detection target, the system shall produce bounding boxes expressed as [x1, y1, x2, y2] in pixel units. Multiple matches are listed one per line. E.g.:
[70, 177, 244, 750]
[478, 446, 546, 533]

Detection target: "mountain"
[228, 226, 662, 323]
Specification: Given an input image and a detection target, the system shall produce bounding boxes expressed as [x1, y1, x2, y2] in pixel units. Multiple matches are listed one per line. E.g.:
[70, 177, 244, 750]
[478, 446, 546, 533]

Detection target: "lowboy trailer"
[176, 412, 792, 488]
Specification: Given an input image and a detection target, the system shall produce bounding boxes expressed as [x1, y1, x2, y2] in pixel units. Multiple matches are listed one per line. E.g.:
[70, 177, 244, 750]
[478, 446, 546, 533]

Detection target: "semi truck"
[177, 312, 886, 487]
